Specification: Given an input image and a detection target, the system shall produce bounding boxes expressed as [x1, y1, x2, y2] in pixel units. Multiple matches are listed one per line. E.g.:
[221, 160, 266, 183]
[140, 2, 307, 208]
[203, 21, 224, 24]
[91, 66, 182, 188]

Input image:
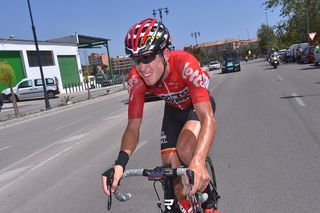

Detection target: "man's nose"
[136, 63, 148, 73]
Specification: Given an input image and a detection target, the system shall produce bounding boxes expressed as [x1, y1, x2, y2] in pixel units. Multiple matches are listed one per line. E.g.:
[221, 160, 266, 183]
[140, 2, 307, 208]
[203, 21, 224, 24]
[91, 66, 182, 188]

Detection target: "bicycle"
[106, 156, 220, 213]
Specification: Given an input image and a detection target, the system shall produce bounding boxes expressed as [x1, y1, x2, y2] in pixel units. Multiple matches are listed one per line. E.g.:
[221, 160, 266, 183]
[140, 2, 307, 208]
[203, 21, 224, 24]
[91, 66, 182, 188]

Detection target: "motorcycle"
[270, 55, 279, 69]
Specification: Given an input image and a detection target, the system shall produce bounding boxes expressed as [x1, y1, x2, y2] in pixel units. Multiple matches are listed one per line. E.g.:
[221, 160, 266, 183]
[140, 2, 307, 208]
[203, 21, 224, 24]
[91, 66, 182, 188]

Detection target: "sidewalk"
[0, 84, 127, 123]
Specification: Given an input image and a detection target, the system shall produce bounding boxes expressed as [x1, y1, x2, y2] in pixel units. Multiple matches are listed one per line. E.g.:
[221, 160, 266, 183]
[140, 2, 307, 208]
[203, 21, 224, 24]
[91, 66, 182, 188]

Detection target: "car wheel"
[8, 94, 18, 103]
[47, 91, 55, 99]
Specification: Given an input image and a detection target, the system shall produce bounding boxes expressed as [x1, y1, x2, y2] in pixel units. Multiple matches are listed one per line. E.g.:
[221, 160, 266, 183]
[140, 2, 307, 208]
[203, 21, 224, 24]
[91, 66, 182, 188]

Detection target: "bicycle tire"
[205, 156, 220, 210]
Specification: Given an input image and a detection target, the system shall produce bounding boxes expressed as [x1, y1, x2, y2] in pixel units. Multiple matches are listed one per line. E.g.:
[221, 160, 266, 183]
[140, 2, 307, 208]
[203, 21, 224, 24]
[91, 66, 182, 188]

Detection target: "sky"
[0, 0, 282, 62]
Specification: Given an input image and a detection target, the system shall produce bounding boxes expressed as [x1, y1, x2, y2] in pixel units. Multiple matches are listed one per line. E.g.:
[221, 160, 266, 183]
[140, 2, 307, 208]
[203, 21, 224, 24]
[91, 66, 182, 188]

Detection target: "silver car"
[1, 77, 60, 102]
[208, 61, 221, 70]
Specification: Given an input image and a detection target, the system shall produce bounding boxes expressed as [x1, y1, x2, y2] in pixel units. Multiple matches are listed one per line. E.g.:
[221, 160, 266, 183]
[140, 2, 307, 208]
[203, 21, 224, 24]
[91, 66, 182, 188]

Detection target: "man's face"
[133, 51, 166, 86]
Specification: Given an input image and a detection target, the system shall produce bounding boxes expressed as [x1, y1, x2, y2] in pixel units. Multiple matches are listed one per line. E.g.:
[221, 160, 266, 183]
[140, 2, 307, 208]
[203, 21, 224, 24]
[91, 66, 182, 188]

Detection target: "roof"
[47, 34, 110, 48]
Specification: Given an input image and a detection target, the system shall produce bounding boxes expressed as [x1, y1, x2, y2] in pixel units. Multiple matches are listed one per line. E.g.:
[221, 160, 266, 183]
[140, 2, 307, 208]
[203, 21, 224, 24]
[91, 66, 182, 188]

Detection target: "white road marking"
[104, 114, 123, 121]
[0, 143, 56, 174]
[277, 75, 283, 81]
[292, 93, 306, 107]
[135, 140, 148, 152]
[54, 116, 90, 131]
[0, 146, 10, 152]
[57, 133, 89, 144]
[0, 166, 33, 184]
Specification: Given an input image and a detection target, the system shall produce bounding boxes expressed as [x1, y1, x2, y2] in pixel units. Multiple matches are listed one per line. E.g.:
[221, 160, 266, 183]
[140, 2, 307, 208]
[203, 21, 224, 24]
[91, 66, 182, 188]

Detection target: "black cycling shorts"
[160, 96, 216, 155]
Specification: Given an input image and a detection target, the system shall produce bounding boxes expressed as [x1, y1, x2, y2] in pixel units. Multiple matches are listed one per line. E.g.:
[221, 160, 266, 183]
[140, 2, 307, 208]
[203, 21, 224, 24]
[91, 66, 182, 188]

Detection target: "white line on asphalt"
[57, 133, 89, 144]
[277, 75, 283, 81]
[0, 166, 33, 185]
[54, 116, 90, 131]
[104, 114, 123, 121]
[0, 146, 10, 152]
[135, 140, 148, 152]
[292, 93, 306, 107]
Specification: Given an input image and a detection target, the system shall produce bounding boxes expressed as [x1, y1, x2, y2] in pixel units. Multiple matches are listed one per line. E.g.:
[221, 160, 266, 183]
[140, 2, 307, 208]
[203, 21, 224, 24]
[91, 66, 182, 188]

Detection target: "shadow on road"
[281, 93, 320, 99]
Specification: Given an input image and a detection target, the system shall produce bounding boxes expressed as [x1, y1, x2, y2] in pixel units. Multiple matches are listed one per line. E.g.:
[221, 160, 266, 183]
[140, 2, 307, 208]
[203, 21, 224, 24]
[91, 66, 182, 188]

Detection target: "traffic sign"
[308, 32, 317, 41]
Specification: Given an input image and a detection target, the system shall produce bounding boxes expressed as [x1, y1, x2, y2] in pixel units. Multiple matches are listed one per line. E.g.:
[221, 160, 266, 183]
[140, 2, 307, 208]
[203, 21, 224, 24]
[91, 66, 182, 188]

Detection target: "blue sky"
[1, 0, 281, 60]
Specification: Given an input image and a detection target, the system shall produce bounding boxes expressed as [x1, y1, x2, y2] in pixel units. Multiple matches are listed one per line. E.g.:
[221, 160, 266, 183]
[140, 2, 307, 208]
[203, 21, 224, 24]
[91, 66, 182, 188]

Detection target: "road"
[0, 59, 319, 212]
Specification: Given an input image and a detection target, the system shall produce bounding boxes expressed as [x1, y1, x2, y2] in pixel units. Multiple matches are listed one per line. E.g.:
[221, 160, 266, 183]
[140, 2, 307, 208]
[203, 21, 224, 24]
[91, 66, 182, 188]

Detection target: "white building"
[0, 34, 111, 93]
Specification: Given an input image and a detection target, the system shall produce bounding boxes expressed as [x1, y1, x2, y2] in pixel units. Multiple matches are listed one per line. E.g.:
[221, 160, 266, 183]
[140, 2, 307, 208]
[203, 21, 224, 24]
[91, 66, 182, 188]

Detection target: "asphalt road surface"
[0, 59, 319, 213]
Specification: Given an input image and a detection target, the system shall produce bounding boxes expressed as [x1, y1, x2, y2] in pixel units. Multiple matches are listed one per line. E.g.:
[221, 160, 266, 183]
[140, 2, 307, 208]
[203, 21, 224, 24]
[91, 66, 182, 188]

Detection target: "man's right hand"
[101, 165, 124, 196]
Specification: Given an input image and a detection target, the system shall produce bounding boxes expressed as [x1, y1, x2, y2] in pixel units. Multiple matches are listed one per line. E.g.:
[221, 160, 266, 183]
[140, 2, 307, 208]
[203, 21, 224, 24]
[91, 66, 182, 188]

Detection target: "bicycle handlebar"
[114, 167, 188, 202]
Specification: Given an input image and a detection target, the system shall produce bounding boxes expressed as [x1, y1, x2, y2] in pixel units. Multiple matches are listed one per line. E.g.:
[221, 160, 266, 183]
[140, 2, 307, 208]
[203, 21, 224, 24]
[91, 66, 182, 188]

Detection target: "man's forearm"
[120, 128, 140, 156]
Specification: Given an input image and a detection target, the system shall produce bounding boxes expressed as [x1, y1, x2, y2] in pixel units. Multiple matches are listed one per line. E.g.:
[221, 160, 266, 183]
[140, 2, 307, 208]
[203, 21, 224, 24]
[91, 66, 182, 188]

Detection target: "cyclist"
[101, 18, 217, 212]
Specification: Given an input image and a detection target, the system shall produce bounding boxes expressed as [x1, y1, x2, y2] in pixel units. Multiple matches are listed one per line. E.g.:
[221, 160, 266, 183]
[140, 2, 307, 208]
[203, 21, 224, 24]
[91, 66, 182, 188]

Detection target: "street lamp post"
[191, 32, 200, 46]
[27, 0, 50, 110]
[264, 10, 269, 28]
[264, 9, 270, 50]
[152, 7, 169, 22]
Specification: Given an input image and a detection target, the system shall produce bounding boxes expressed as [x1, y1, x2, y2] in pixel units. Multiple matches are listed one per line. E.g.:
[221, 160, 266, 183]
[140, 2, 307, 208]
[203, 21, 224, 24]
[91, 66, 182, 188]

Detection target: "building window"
[27, 51, 54, 67]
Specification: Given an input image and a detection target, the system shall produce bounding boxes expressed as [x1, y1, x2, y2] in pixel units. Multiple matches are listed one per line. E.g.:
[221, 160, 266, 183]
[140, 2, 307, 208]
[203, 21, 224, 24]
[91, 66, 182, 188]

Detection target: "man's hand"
[101, 165, 124, 196]
[188, 156, 211, 195]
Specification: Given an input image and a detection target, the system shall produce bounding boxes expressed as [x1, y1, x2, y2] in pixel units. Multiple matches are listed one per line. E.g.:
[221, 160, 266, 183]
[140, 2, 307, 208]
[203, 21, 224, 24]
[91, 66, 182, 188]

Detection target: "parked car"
[315, 52, 320, 65]
[208, 61, 221, 70]
[0, 93, 3, 112]
[1, 77, 60, 102]
[300, 46, 314, 64]
[221, 58, 241, 73]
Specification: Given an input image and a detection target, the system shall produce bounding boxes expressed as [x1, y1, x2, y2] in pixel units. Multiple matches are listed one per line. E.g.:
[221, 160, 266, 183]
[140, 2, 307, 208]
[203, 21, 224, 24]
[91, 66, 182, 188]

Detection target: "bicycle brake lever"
[107, 189, 112, 211]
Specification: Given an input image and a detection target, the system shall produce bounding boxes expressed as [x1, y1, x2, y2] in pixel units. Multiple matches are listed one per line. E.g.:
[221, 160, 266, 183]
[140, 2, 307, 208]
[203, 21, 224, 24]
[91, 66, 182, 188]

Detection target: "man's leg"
[176, 120, 200, 166]
[176, 120, 217, 211]
[161, 152, 186, 200]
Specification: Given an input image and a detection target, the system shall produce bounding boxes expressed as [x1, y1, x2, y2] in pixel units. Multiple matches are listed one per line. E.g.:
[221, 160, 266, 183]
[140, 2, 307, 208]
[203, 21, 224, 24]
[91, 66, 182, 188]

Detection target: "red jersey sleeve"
[127, 68, 147, 119]
[179, 52, 210, 104]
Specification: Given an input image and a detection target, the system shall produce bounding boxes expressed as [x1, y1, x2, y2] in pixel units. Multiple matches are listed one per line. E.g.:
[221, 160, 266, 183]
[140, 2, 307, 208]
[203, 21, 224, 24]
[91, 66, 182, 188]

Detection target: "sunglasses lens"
[133, 53, 157, 64]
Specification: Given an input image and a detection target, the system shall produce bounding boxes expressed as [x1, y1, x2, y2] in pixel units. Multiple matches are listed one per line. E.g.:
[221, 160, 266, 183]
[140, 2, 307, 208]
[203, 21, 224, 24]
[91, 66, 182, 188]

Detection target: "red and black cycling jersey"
[127, 50, 211, 119]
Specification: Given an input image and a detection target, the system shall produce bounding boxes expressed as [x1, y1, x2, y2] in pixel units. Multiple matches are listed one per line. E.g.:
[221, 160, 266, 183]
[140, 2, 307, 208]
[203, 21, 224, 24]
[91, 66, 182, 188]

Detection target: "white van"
[1, 77, 60, 102]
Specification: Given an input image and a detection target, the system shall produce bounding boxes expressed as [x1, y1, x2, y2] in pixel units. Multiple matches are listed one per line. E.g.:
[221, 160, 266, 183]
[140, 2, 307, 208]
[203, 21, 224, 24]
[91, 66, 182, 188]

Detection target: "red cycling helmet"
[125, 18, 171, 56]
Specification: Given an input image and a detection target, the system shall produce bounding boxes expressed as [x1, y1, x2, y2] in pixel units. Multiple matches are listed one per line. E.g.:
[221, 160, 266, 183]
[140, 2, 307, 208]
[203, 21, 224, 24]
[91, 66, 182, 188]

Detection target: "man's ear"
[163, 48, 170, 60]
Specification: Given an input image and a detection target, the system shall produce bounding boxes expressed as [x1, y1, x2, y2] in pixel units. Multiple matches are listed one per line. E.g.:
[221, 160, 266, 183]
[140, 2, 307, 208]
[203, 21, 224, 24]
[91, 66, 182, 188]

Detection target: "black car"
[221, 58, 241, 73]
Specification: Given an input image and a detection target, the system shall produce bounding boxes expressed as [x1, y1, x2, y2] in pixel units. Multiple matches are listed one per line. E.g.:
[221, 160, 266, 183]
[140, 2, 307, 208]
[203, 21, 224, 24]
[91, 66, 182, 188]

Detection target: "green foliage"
[83, 66, 93, 83]
[0, 62, 15, 87]
[264, 0, 320, 45]
[257, 24, 278, 53]
[188, 47, 206, 65]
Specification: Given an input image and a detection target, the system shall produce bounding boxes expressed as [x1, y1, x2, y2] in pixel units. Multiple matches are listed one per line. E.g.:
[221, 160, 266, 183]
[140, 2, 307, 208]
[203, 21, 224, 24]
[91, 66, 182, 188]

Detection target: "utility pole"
[191, 32, 200, 46]
[27, 0, 50, 110]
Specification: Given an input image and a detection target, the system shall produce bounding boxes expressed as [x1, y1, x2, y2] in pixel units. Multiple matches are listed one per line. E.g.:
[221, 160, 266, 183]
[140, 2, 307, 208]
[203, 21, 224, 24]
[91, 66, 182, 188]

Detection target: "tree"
[0, 62, 20, 116]
[264, 0, 320, 45]
[83, 66, 93, 99]
[187, 47, 206, 65]
[257, 24, 278, 53]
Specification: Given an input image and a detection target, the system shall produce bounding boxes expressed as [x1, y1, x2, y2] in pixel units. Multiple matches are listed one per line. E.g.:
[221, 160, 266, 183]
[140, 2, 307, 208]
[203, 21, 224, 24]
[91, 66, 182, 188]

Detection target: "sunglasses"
[132, 52, 158, 65]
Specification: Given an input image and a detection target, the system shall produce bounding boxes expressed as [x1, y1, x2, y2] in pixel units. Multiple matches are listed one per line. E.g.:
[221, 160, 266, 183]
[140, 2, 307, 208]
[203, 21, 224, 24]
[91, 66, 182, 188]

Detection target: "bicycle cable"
[153, 181, 164, 212]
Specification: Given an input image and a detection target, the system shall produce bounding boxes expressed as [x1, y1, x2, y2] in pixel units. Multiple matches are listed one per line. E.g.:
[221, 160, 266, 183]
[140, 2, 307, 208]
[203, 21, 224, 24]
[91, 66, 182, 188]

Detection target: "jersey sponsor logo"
[158, 87, 190, 104]
[127, 76, 139, 101]
[182, 62, 209, 88]
[127, 75, 139, 95]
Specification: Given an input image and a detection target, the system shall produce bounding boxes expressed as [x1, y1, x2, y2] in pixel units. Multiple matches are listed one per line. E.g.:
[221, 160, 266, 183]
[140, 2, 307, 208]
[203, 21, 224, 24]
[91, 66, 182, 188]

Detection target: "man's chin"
[143, 78, 157, 86]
